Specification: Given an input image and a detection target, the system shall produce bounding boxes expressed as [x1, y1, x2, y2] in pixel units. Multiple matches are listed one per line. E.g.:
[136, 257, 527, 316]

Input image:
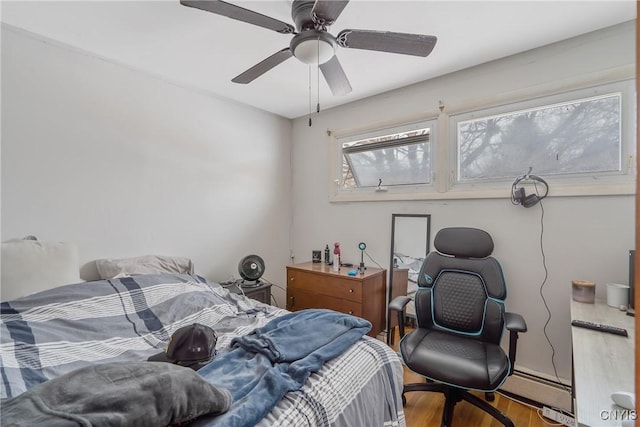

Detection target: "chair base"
[403, 382, 514, 427]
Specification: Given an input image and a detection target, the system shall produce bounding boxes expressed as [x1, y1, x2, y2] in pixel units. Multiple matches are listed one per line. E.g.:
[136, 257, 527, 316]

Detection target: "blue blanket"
[193, 309, 371, 427]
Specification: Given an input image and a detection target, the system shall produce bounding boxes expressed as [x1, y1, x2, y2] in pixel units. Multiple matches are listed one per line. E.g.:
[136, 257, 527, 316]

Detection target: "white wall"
[1, 26, 292, 306]
[290, 21, 636, 382]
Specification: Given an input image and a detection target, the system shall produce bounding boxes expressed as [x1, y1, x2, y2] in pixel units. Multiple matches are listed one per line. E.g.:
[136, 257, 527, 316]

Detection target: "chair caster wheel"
[485, 392, 495, 402]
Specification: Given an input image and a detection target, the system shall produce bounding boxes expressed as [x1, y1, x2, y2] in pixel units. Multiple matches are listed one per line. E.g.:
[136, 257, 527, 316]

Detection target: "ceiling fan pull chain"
[308, 64, 313, 127]
[316, 36, 321, 114]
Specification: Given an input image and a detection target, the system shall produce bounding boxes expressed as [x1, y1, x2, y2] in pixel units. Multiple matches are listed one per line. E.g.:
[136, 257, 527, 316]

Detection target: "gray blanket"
[1, 362, 232, 427]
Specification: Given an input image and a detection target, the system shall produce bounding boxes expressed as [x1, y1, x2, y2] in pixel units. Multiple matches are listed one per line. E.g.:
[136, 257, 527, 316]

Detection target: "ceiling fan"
[180, 0, 437, 96]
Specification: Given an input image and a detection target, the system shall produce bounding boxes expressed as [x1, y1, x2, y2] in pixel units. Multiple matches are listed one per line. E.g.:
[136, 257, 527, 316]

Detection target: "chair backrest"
[415, 227, 506, 344]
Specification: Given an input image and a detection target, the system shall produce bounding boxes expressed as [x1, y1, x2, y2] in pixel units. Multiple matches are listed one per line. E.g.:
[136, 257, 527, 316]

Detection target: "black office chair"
[389, 227, 527, 427]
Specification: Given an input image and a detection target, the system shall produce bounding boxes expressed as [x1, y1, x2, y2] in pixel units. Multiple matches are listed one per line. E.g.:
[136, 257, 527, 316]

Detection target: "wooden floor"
[401, 368, 550, 427]
[390, 332, 551, 427]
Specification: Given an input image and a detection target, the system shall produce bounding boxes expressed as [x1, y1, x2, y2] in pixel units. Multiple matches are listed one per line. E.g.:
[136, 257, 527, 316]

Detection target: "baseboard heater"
[500, 369, 572, 412]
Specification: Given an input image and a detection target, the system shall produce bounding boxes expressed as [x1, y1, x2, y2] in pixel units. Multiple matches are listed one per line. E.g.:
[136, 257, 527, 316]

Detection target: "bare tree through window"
[341, 128, 431, 188]
[457, 93, 621, 180]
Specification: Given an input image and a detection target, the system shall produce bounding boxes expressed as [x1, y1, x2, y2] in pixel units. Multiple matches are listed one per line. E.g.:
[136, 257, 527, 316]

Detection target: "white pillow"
[1, 237, 80, 301]
[96, 255, 194, 279]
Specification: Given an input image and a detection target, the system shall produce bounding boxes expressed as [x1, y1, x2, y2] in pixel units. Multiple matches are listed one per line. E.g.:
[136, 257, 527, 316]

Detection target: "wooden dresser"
[286, 261, 386, 337]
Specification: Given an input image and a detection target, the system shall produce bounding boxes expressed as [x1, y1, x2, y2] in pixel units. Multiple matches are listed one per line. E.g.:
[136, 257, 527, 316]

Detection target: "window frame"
[329, 118, 438, 201]
[343, 131, 432, 188]
[448, 79, 635, 196]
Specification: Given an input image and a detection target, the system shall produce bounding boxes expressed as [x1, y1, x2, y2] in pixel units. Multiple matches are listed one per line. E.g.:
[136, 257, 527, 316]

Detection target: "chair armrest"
[389, 295, 412, 339]
[505, 312, 527, 333]
[389, 295, 412, 312]
[504, 312, 527, 374]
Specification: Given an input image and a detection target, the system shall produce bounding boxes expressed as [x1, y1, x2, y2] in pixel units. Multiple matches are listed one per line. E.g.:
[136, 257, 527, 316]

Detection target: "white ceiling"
[1, 1, 636, 119]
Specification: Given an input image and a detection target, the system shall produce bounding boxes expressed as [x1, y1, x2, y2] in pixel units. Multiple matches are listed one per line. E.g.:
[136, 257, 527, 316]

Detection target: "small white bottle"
[332, 242, 341, 272]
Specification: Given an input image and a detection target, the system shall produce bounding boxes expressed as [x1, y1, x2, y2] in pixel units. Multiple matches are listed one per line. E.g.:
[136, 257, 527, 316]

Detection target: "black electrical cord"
[535, 184, 570, 393]
[260, 277, 284, 308]
[363, 250, 385, 270]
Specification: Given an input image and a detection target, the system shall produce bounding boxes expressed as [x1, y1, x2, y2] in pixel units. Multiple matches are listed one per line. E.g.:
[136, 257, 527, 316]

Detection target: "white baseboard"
[501, 368, 572, 412]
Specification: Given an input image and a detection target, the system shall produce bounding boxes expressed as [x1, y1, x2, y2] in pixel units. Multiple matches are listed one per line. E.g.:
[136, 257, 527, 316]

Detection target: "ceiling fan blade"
[232, 48, 293, 84]
[311, 0, 349, 25]
[336, 29, 437, 57]
[319, 56, 352, 96]
[180, 0, 295, 34]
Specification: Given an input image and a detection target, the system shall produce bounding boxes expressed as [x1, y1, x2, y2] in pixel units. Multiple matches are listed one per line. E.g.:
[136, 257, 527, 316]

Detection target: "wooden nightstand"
[226, 281, 272, 305]
[286, 262, 386, 338]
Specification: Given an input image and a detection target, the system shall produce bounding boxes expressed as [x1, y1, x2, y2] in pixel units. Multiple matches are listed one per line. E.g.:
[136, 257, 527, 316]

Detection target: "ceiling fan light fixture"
[291, 30, 335, 65]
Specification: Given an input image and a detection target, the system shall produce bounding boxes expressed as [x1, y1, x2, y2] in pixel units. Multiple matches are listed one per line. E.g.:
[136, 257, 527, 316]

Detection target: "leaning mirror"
[387, 214, 431, 345]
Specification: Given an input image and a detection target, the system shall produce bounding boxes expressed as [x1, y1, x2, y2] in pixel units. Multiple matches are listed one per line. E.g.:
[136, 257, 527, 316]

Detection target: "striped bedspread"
[0, 273, 405, 426]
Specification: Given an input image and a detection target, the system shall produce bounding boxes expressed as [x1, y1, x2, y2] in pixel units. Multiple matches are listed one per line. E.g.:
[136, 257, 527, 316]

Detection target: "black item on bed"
[0, 361, 232, 427]
[148, 323, 218, 371]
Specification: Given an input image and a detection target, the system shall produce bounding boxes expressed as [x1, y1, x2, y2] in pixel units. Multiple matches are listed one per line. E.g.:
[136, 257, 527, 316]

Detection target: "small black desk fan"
[238, 255, 265, 287]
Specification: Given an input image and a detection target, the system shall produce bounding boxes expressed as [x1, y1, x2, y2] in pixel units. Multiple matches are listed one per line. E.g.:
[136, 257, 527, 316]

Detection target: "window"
[330, 78, 634, 202]
[342, 128, 431, 188]
[334, 120, 436, 194]
[456, 93, 622, 181]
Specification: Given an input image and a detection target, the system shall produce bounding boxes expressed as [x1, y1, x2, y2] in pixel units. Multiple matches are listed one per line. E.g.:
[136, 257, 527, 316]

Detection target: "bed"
[0, 271, 405, 426]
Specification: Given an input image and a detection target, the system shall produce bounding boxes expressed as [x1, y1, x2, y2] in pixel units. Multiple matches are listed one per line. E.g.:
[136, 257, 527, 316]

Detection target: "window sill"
[329, 180, 635, 203]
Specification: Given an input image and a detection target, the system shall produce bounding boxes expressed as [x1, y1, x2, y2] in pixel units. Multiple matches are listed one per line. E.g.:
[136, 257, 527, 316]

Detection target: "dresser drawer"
[287, 269, 363, 302]
[288, 289, 362, 317]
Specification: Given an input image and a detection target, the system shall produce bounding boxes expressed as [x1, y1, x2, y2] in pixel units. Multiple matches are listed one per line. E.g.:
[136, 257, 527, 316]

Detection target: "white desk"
[571, 299, 635, 426]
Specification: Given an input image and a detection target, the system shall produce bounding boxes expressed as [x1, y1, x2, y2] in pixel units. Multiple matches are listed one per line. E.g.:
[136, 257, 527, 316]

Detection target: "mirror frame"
[387, 213, 431, 344]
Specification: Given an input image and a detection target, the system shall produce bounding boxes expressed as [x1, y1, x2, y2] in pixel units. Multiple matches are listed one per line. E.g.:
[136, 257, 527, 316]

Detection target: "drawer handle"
[349, 289, 354, 293]
[348, 311, 353, 315]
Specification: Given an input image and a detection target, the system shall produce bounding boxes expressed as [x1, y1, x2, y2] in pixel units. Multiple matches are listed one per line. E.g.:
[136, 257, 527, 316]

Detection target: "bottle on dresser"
[333, 242, 341, 272]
